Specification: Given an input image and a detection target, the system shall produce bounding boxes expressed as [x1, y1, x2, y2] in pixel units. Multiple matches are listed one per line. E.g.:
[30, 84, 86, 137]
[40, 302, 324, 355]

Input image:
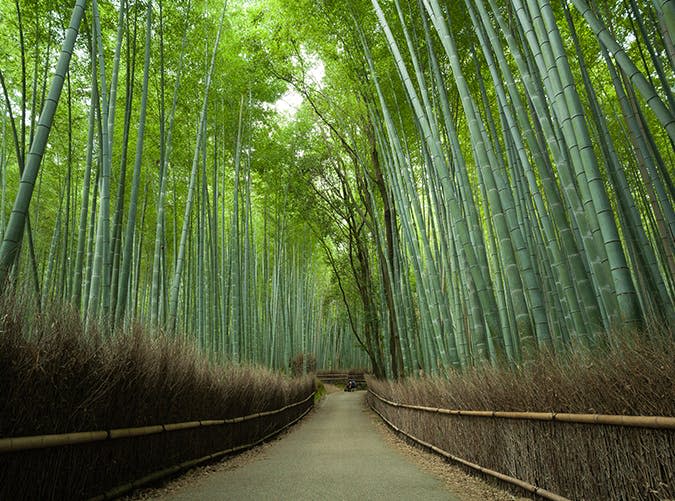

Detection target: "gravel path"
[152, 391, 460, 500]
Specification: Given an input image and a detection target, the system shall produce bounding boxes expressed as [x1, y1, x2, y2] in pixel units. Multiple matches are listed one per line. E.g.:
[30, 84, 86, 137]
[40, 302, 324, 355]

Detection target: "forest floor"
[126, 391, 526, 500]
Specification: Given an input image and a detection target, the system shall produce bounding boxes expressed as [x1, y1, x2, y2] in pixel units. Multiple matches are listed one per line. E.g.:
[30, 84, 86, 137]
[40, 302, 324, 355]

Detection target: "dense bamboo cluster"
[0, 0, 672, 376]
[340, 0, 674, 374]
[0, 0, 369, 370]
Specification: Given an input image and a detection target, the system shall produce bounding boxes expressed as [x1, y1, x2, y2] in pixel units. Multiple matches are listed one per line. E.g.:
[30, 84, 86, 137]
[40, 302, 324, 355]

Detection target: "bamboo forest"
[2, 0, 673, 376]
[1, 0, 674, 499]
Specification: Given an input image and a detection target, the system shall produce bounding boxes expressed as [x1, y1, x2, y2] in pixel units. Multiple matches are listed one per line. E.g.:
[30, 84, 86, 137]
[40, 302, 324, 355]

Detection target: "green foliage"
[0, 0, 672, 377]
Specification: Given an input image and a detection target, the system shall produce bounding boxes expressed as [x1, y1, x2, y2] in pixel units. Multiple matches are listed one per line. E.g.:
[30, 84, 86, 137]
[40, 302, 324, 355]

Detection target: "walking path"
[159, 391, 459, 500]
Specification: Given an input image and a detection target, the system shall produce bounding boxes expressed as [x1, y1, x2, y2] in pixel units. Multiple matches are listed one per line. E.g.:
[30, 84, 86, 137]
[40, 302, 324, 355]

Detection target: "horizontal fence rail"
[0, 391, 315, 454]
[317, 372, 365, 377]
[317, 372, 366, 383]
[368, 389, 675, 430]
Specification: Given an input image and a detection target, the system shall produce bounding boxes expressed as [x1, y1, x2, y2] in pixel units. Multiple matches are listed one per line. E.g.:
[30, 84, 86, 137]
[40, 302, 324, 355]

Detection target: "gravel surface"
[126, 390, 528, 500]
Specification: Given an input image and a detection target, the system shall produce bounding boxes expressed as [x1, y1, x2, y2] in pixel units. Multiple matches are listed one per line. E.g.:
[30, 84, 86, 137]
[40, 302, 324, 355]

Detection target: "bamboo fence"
[0, 391, 315, 453]
[369, 389, 675, 429]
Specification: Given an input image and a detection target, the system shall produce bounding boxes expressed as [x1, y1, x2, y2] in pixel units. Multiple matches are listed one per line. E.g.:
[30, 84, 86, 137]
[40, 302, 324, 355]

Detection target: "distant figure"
[345, 378, 357, 392]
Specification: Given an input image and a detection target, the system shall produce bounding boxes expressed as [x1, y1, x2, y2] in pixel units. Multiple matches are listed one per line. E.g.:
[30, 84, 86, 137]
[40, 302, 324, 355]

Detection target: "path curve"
[158, 391, 459, 500]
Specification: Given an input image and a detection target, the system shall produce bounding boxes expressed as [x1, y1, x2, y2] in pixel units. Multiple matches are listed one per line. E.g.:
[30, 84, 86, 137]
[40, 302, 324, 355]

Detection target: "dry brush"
[0, 294, 315, 500]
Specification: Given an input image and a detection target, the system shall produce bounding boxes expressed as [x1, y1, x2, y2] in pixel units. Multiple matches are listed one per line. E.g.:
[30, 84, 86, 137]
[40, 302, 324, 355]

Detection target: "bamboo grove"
[0, 0, 672, 377]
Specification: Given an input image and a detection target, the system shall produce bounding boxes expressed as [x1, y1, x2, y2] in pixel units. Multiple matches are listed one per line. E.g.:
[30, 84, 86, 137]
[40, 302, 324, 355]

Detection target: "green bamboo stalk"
[132, 182, 150, 318]
[110, 6, 138, 319]
[655, 0, 675, 43]
[106, 0, 126, 150]
[626, 0, 675, 115]
[468, 0, 587, 342]
[0, 0, 86, 285]
[422, 0, 551, 352]
[115, 1, 152, 324]
[0, 112, 6, 241]
[88, 0, 114, 322]
[59, 72, 73, 301]
[564, 3, 672, 318]
[532, 0, 643, 326]
[572, 0, 675, 143]
[485, 0, 605, 332]
[167, 3, 227, 333]
[150, 1, 191, 326]
[72, 38, 98, 309]
[42, 187, 65, 308]
[229, 95, 245, 361]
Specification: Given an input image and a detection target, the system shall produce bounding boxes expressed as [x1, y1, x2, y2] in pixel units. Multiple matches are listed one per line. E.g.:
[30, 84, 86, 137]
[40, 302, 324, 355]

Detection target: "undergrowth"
[314, 378, 327, 402]
[0, 292, 315, 500]
[372, 328, 673, 415]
